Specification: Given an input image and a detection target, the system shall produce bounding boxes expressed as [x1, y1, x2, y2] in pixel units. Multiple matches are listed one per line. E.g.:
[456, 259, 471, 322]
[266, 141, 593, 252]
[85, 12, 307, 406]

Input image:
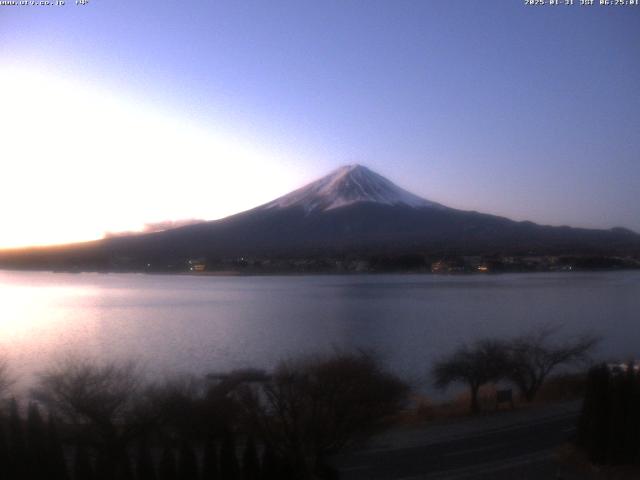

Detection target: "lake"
[1, 270, 639, 394]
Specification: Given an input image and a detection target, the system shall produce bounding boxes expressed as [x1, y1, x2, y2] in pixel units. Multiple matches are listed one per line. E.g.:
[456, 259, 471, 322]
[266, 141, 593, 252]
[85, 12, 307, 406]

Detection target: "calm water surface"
[1, 270, 639, 391]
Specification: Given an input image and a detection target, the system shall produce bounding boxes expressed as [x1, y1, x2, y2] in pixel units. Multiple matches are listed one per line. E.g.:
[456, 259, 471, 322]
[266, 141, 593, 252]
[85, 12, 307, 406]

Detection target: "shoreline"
[1, 266, 639, 277]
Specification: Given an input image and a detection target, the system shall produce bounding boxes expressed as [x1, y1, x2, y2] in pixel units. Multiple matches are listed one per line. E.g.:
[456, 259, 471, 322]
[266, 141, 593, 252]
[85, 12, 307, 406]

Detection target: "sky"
[1, 0, 639, 248]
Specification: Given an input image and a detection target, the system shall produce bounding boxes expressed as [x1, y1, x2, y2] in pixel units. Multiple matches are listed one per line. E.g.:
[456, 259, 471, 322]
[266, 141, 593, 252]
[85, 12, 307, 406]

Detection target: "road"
[333, 403, 581, 480]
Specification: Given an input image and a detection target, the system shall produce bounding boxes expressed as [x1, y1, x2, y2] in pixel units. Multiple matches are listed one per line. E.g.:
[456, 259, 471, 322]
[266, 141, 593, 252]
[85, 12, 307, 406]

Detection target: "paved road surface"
[334, 402, 581, 480]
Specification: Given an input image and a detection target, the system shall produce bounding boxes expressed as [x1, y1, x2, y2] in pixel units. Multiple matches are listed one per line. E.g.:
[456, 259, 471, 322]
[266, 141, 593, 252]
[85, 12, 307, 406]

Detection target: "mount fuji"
[1, 165, 639, 272]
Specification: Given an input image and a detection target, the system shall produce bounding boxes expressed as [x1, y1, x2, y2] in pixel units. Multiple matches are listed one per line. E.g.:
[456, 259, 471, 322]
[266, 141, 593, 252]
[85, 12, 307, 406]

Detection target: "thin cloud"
[104, 219, 204, 238]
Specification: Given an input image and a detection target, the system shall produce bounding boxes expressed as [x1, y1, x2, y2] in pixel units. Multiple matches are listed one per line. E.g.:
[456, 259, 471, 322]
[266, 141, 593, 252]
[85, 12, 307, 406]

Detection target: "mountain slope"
[0, 165, 639, 271]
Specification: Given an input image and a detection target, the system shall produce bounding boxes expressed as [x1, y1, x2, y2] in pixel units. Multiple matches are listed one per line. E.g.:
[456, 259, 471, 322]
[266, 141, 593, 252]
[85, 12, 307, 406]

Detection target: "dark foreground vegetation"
[0, 352, 408, 480]
[576, 362, 640, 466]
[0, 328, 627, 480]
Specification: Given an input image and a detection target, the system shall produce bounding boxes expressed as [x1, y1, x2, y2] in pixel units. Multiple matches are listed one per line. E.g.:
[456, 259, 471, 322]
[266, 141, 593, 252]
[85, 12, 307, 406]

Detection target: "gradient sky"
[1, 0, 639, 248]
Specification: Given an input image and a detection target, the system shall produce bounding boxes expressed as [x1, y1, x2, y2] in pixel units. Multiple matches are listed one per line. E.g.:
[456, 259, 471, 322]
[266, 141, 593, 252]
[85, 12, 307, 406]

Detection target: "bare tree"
[33, 358, 143, 426]
[433, 339, 509, 414]
[506, 327, 599, 402]
[32, 358, 148, 480]
[238, 350, 408, 478]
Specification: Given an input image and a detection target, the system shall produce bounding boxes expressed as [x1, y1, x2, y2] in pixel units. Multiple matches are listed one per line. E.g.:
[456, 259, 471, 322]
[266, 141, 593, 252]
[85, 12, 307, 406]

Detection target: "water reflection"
[0, 270, 639, 393]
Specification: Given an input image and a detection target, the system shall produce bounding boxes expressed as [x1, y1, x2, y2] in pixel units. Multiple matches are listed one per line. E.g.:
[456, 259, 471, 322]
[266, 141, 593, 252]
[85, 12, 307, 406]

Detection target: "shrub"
[238, 350, 408, 478]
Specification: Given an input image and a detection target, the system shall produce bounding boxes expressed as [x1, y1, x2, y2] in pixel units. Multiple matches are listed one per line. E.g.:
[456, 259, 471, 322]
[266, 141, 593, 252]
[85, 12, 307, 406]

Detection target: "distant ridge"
[0, 165, 639, 272]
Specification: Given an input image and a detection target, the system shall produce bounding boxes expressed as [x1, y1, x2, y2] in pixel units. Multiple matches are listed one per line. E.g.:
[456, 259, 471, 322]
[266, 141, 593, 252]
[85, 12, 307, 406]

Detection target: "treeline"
[576, 362, 640, 466]
[0, 352, 408, 480]
[0, 400, 67, 480]
[3, 249, 638, 274]
[0, 400, 287, 480]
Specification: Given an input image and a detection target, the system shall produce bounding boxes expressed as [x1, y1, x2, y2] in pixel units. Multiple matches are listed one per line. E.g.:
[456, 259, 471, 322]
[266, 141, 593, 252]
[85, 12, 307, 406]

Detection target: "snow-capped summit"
[262, 164, 444, 213]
